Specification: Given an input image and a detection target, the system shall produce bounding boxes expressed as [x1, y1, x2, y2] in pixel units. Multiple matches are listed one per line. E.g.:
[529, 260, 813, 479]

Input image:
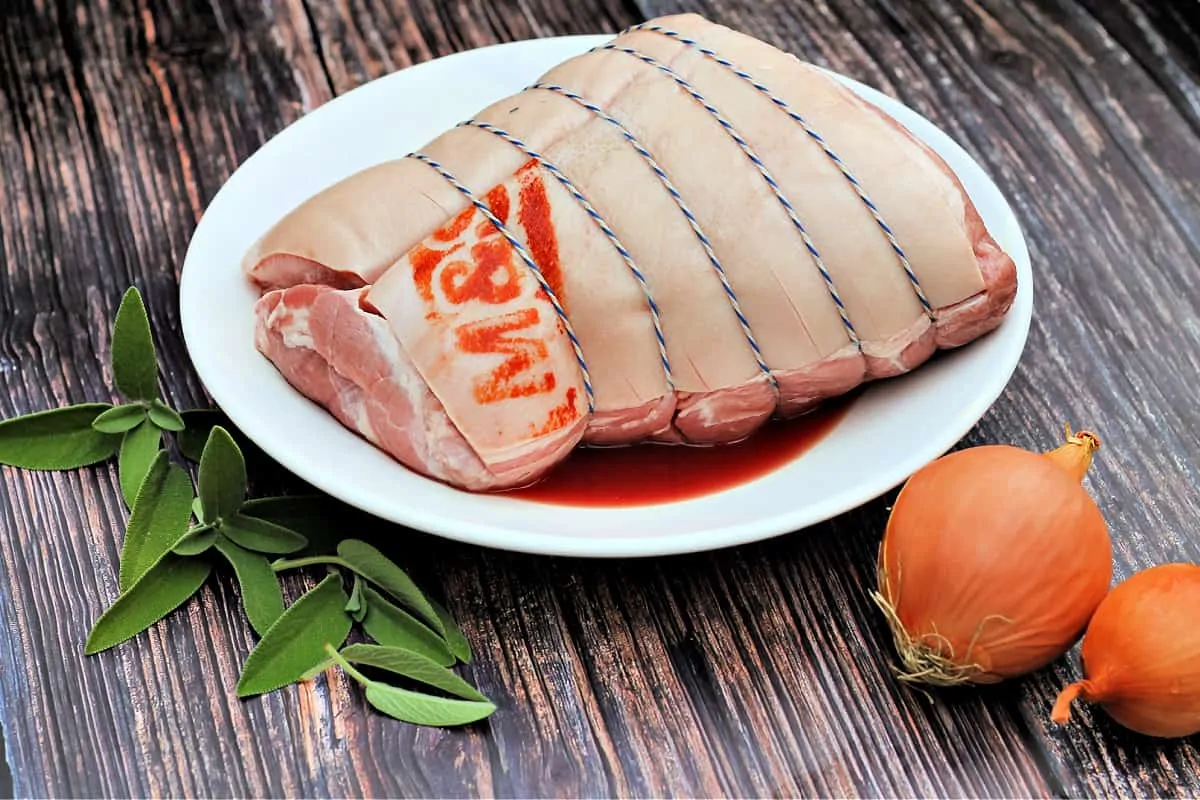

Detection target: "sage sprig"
[359, 586, 456, 666]
[339, 644, 489, 702]
[336, 540, 446, 638]
[325, 644, 496, 727]
[0, 285, 495, 729]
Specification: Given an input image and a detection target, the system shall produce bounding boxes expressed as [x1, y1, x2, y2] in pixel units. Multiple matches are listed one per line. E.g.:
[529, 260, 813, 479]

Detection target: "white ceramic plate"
[180, 34, 1032, 558]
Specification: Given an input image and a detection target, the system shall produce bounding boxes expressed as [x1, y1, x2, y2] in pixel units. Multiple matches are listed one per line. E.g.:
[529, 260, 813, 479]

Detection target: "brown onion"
[874, 427, 1112, 686]
[1052, 563, 1200, 738]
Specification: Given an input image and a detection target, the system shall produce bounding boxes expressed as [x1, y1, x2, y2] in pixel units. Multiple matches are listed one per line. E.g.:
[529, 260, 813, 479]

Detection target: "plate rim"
[180, 33, 1033, 559]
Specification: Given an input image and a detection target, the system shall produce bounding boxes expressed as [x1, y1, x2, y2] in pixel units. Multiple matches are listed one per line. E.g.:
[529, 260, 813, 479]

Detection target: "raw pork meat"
[247, 13, 1017, 491]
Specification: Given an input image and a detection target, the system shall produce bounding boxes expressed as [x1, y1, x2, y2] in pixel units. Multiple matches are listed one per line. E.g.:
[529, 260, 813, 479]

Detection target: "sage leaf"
[118, 452, 195, 592]
[340, 644, 489, 702]
[85, 556, 211, 654]
[360, 586, 454, 666]
[111, 287, 158, 401]
[92, 404, 147, 434]
[220, 512, 307, 555]
[198, 426, 245, 523]
[337, 540, 444, 638]
[240, 495, 351, 557]
[363, 682, 496, 727]
[118, 419, 162, 507]
[0, 404, 121, 470]
[172, 526, 217, 556]
[236, 573, 352, 697]
[432, 599, 472, 664]
[192, 497, 205, 524]
[213, 537, 285, 636]
[148, 399, 185, 432]
[345, 575, 365, 619]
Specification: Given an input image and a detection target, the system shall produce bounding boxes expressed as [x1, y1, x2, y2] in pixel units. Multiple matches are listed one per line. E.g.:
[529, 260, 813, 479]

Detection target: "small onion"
[1052, 563, 1200, 738]
[874, 427, 1113, 686]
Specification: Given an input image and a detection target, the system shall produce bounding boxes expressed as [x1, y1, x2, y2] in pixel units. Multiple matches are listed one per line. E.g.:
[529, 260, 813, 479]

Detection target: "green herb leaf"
[360, 586, 454, 666]
[337, 540, 444, 638]
[220, 512, 307, 555]
[198, 426, 245, 523]
[432, 599, 472, 664]
[172, 526, 217, 556]
[118, 419, 163, 507]
[339, 644, 489, 702]
[363, 682, 496, 727]
[345, 575, 365, 619]
[85, 556, 211, 654]
[92, 404, 148, 434]
[191, 497, 205, 524]
[0, 404, 121, 470]
[213, 537, 285, 636]
[118, 452, 195, 592]
[111, 287, 158, 402]
[236, 573, 352, 697]
[240, 495, 351, 557]
[148, 399, 185, 432]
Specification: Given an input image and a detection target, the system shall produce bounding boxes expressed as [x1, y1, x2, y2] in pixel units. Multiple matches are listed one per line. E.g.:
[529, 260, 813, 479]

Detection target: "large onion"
[874, 428, 1113, 685]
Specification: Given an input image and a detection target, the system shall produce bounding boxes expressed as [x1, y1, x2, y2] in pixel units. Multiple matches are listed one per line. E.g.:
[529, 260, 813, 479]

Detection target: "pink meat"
[246, 13, 1020, 491]
[255, 284, 567, 490]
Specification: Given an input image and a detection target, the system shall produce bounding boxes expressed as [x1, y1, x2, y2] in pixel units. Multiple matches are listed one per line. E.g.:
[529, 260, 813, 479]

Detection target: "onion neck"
[1051, 679, 1097, 724]
[1045, 425, 1101, 482]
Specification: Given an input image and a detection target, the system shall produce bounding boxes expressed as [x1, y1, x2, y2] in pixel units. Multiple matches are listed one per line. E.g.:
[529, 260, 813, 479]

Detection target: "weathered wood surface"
[1, 0, 1198, 796]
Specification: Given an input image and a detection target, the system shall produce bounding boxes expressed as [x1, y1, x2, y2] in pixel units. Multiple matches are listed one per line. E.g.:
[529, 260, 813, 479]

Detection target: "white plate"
[180, 34, 1032, 558]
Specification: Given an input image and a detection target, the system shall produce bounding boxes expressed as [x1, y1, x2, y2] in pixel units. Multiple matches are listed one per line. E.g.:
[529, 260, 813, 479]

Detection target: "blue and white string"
[528, 81, 780, 383]
[594, 43, 862, 349]
[458, 119, 674, 391]
[626, 23, 935, 319]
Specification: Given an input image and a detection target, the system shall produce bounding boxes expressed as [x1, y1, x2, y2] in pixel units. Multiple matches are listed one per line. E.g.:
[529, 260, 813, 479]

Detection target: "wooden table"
[2, 0, 1199, 796]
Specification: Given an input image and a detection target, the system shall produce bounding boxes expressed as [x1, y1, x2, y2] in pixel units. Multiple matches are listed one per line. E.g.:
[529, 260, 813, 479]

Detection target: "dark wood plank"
[635, 0, 1200, 795]
[3, 0, 1200, 797]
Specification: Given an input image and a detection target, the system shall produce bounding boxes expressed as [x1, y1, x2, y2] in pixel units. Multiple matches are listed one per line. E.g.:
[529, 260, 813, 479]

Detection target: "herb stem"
[187, 522, 216, 537]
[271, 555, 352, 573]
[323, 642, 372, 686]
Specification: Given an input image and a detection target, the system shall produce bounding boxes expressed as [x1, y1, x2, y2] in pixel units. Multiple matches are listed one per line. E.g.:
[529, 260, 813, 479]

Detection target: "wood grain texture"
[1, 0, 1199, 797]
[637, 0, 1200, 795]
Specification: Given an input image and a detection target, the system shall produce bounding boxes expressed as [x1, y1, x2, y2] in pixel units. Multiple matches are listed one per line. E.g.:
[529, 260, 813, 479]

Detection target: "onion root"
[872, 560, 1014, 686]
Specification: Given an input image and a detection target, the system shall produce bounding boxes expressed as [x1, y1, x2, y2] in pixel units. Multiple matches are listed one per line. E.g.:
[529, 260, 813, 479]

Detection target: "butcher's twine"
[401, 29, 944, 411]
[596, 43, 861, 355]
[628, 23, 936, 320]
[527, 80, 779, 387]
[407, 152, 596, 413]
[458, 119, 676, 392]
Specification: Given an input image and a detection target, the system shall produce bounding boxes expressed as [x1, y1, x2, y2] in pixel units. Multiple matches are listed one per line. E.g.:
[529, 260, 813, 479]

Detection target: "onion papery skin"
[877, 444, 1112, 686]
[1053, 563, 1200, 738]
